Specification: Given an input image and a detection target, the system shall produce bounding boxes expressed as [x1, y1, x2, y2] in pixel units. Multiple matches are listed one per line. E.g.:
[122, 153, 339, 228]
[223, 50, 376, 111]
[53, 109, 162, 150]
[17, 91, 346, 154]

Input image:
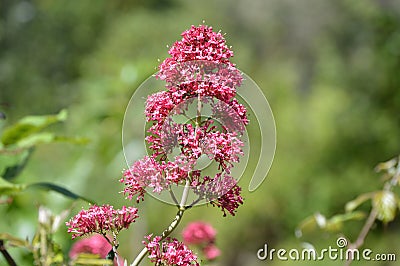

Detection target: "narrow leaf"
[0, 148, 33, 180]
[325, 211, 366, 232]
[0, 233, 31, 250]
[1, 109, 67, 146]
[295, 213, 326, 238]
[73, 253, 114, 265]
[345, 192, 374, 212]
[27, 182, 95, 204]
[0, 177, 26, 195]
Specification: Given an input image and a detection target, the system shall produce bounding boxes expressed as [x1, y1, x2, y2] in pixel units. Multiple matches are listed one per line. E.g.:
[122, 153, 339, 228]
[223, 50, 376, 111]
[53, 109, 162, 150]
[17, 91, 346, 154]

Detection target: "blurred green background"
[1, 0, 400, 265]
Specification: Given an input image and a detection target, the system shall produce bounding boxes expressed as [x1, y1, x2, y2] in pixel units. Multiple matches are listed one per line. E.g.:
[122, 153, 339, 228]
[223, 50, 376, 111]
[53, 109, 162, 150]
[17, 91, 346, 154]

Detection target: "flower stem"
[131, 181, 190, 266]
[130, 208, 186, 266]
[180, 180, 190, 208]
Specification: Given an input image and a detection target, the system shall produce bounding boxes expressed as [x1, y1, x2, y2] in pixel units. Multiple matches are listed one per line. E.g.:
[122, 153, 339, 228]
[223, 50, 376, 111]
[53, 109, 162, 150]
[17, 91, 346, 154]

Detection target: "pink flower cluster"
[182, 221, 220, 261]
[191, 174, 244, 216]
[182, 221, 216, 245]
[66, 25, 248, 266]
[121, 155, 193, 202]
[66, 204, 138, 239]
[120, 24, 248, 216]
[144, 235, 199, 265]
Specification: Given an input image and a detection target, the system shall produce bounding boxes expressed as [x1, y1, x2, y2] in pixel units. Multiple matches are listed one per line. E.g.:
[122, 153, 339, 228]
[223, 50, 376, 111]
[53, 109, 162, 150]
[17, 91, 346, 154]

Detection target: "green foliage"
[71, 254, 114, 266]
[0, 111, 94, 265]
[298, 155, 400, 262]
[0, 176, 26, 195]
[27, 182, 95, 204]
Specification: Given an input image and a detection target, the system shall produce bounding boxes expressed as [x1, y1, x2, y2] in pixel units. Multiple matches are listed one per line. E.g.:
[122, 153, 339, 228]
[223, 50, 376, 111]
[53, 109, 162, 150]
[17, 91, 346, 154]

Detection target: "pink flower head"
[163, 25, 233, 65]
[124, 25, 248, 217]
[120, 156, 166, 202]
[192, 174, 244, 216]
[201, 131, 244, 172]
[182, 221, 217, 245]
[66, 204, 138, 239]
[120, 155, 192, 202]
[143, 235, 199, 266]
[69, 234, 111, 259]
[203, 244, 221, 260]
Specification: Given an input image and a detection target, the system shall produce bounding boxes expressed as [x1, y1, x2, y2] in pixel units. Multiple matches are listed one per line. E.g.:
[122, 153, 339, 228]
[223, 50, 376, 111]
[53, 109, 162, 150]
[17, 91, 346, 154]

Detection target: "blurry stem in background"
[343, 209, 378, 266]
[344, 175, 397, 266]
[0, 240, 17, 266]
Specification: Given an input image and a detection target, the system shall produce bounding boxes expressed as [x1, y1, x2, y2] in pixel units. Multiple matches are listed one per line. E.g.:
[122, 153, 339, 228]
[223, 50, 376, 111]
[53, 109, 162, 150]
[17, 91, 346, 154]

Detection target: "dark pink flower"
[162, 25, 234, 65]
[213, 182, 243, 217]
[192, 174, 243, 216]
[145, 91, 175, 123]
[143, 235, 199, 265]
[182, 221, 217, 245]
[123, 25, 248, 217]
[66, 205, 138, 239]
[203, 244, 221, 260]
[69, 234, 110, 259]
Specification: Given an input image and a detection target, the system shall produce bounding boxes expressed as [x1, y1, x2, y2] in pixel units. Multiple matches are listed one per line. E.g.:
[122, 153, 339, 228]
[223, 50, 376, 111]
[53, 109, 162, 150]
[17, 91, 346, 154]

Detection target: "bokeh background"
[1, 0, 400, 265]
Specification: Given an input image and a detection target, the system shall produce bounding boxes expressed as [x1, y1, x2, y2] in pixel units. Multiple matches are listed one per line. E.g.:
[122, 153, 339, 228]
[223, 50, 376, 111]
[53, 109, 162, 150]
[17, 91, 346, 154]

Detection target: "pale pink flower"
[203, 244, 221, 260]
[201, 131, 244, 172]
[120, 156, 165, 202]
[120, 155, 192, 201]
[69, 234, 110, 259]
[182, 221, 216, 245]
[66, 205, 138, 239]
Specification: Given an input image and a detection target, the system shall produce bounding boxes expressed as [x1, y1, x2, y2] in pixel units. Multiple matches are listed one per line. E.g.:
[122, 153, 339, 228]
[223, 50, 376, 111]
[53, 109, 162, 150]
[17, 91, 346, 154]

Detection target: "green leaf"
[14, 132, 89, 148]
[295, 213, 326, 238]
[1, 109, 67, 146]
[345, 192, 374, 212]
[375, 158, 397, 172]
[0, 176, 26, 195]
[0, 148, 33, 180]
[27, 182, 95, 204]
[325, 211, 366, 232]
[0, 233, 31, 250]
[373, 191, 398, 223]
[73, 254, 114, 265]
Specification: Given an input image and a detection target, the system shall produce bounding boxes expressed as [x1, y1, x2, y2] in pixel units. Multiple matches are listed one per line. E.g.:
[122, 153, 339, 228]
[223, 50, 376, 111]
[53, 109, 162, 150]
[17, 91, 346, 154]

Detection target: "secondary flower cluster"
[69, 234, 111, 259]
[66, 204, 138, 239]
[182, 221, 220, 261]
[144, 235, 199, 265]
[120, 25, 248, 217]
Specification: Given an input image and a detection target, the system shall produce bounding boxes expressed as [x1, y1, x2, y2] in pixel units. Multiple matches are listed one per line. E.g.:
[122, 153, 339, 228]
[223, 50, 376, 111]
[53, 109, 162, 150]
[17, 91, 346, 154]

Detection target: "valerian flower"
[182, 221, 217, 245]
[182, 222, 221, 261]
[121, 25, 248, 216]
[69, 234, 111, 259]
[203, 244, 221, 260]
[192, 174, 244, 216]
[143, 235, 199, 266]
[66, 205, 138, 239]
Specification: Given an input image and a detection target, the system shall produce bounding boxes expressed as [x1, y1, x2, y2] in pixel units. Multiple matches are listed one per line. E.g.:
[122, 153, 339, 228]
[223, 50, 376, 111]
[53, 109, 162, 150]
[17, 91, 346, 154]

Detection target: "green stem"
[131, 181, 191, 266]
